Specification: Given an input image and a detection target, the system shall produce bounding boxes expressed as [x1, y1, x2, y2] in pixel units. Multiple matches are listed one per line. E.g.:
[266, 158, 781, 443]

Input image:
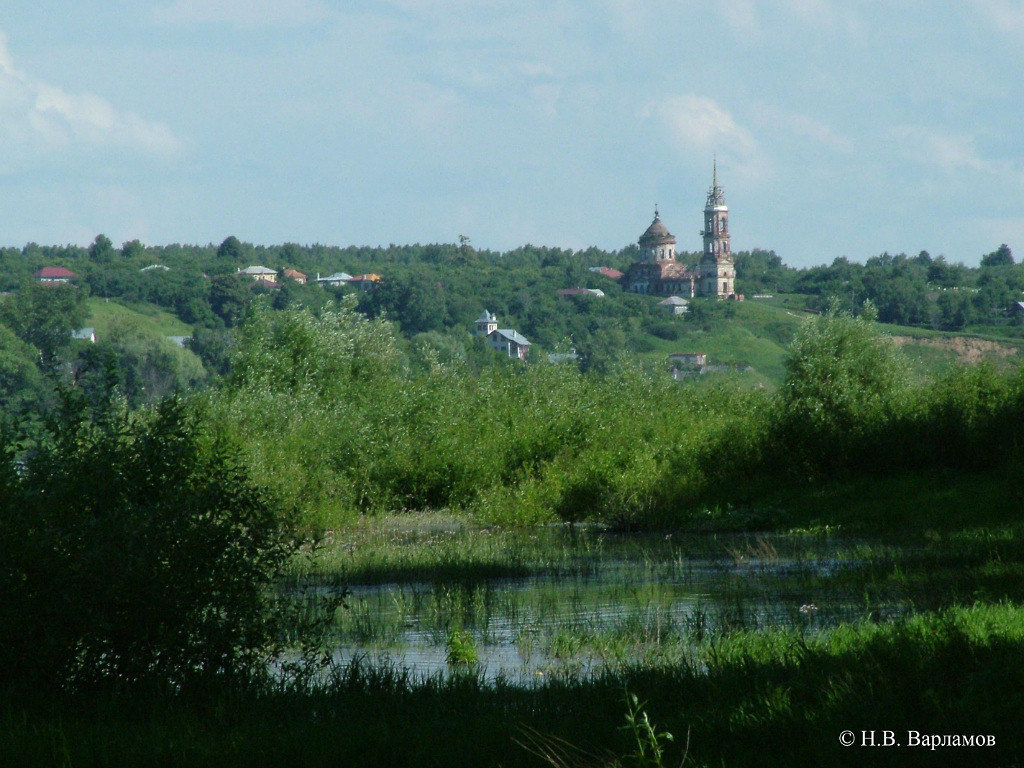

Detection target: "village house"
[71, 328, 96, 343]
[238, 265, 278, 284]
[557, 287, 605, 298]
[658, 296, 690, 315]
[316, 271, 353, 286]
[588, 266, 624, 280]
[475, 310, 531, 360]
[140, 264, 170, 273]
[669, 352, 706, 367]
[348, 274, 382, 291]
[283, 268, 307, 284]
[548, 348, 581, 364]
[34, 267, 76, 284]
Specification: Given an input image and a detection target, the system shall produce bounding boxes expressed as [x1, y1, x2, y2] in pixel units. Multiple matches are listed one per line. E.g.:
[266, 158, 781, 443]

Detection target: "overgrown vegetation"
[0, 396, 333, 697]
[1, 245, 1023, 766]
[198, 303, 1023, 530]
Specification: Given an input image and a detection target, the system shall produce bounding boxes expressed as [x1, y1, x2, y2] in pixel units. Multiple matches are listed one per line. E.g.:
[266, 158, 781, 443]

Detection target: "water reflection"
[284, 529, 916, 683]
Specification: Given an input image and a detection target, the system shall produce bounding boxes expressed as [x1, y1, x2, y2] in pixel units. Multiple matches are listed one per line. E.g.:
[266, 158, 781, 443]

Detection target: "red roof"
[34, 266, 76, 279]
[599, 267, 624, 279]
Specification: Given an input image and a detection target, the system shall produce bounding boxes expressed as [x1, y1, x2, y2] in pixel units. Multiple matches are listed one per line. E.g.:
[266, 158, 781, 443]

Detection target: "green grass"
[84, 297, 193, 338]
[702, 466, 1024, 535]
[5, 603, 1023, 767]
[637, 298, 806, 384]
[632, 295, 1024, 387]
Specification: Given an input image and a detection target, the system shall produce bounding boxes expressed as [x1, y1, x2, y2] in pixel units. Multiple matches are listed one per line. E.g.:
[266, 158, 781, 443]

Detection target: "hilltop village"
[475, 166, 741, 360]
[8, 162, 1023, 408]
[25, 167, 739, 369]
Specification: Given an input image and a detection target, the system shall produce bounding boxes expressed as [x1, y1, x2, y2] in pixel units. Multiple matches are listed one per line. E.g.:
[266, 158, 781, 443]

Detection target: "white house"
[657, 296, 690, 315]
[238, 265, 278, 283]
[488, 328, 531, 360]
[316, 271, 354, 287]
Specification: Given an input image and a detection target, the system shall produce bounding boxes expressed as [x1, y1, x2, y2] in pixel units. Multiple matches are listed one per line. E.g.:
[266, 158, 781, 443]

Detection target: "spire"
[706, 157, 725, 208]
[654, 203, 659, 219]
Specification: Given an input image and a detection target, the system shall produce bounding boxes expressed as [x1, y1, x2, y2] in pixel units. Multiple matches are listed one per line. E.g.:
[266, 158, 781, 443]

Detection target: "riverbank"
[4, 602, 1022, 767]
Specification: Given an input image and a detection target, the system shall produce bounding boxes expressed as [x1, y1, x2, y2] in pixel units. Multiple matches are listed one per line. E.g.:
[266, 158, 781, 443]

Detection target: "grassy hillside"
[630, 294, 1023, 386]
[636, 299, 800, 384]
[84, 297, 194, 339]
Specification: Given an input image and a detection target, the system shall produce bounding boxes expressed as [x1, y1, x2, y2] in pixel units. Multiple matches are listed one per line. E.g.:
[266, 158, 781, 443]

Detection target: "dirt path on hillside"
[890, 335, 1019, 363]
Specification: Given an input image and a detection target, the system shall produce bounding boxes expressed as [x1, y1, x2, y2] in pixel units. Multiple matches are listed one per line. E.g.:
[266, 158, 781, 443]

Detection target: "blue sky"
[1, 1, 1023, 266]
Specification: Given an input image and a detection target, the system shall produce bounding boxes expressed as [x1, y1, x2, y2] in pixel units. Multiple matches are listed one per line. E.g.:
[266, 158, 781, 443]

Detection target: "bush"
[0, 397, 311, 695]
[772, 307, 909, 476]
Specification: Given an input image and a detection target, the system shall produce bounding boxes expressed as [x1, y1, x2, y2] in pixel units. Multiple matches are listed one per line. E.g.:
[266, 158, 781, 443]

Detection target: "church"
[622, 164, 737, 299]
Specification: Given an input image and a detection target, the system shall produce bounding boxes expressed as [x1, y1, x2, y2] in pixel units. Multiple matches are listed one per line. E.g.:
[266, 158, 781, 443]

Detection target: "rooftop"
[491, 328, 531, 346]
[639, 208, 676, 245]
[34, 266, 76, 279]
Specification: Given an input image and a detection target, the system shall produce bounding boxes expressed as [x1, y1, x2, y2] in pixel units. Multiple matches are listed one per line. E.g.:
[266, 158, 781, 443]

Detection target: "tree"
[217, 235, 245, 263]
[89, 234, 116, 263]
[0, 398, 329, 694]
[121, 239, 146, 262]
[981, 244, 1013, 268]
[72, 318, 207, 407]
[0, 324, 46, 409]
[776, 305, 909, 472]
[358, 269, 446, 335]
[936, 290, 974, 331]
[210, 275, 250, 327]
[0, 282, 87, 369]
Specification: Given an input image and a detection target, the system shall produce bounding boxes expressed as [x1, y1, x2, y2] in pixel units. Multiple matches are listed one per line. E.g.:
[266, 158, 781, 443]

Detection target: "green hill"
[629, 294, 1023, 386]
[84, 297, 193, 339]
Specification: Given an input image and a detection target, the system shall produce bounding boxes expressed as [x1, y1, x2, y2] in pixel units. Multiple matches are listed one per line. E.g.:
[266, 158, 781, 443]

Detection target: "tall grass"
[4, 603, 1022, 767]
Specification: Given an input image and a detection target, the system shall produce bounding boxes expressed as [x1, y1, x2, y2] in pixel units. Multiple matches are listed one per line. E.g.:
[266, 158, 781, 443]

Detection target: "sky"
[1, 1, 1023, 267]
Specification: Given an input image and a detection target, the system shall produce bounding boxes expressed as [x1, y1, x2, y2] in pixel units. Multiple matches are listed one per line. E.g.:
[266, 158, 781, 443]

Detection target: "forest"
[0, 234, 1022, 419]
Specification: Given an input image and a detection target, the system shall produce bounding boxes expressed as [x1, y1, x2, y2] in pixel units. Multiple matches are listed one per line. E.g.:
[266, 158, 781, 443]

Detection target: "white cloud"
[755, 103, 853, 152]
[892, 126, 997, 176]
[717, 0, 762, 37]
[977, 0, 1024, 35]
[780, 0, 862, 35]
[516, 61, 555, 79]
[647, 93, 770, 185]
[0, 32, 181, 162]
[151, 0, 331, 28]
[652, 94, 757, 154]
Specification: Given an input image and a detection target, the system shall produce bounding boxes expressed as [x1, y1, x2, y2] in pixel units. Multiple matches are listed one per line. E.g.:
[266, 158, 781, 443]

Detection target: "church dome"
[639, 211, 676, 245]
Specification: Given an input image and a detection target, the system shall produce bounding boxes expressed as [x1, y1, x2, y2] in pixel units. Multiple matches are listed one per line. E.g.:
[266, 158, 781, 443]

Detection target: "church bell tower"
[699, 160, 735, 298]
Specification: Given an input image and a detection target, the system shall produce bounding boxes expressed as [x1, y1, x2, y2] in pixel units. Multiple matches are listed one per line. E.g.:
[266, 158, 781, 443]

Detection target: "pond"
[284, 521, 922, 683]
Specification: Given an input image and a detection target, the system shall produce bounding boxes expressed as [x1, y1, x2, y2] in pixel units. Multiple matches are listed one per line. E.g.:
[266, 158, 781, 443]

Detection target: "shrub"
[772, 307, 909, 476]
[0, 397, 313, 695]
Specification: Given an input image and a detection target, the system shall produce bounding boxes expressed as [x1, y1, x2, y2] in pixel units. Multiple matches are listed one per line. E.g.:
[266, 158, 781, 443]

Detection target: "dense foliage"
[203, 304, 1023, 530]
[0, 232, 1022, 428]
[0, 397, 315, 695]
